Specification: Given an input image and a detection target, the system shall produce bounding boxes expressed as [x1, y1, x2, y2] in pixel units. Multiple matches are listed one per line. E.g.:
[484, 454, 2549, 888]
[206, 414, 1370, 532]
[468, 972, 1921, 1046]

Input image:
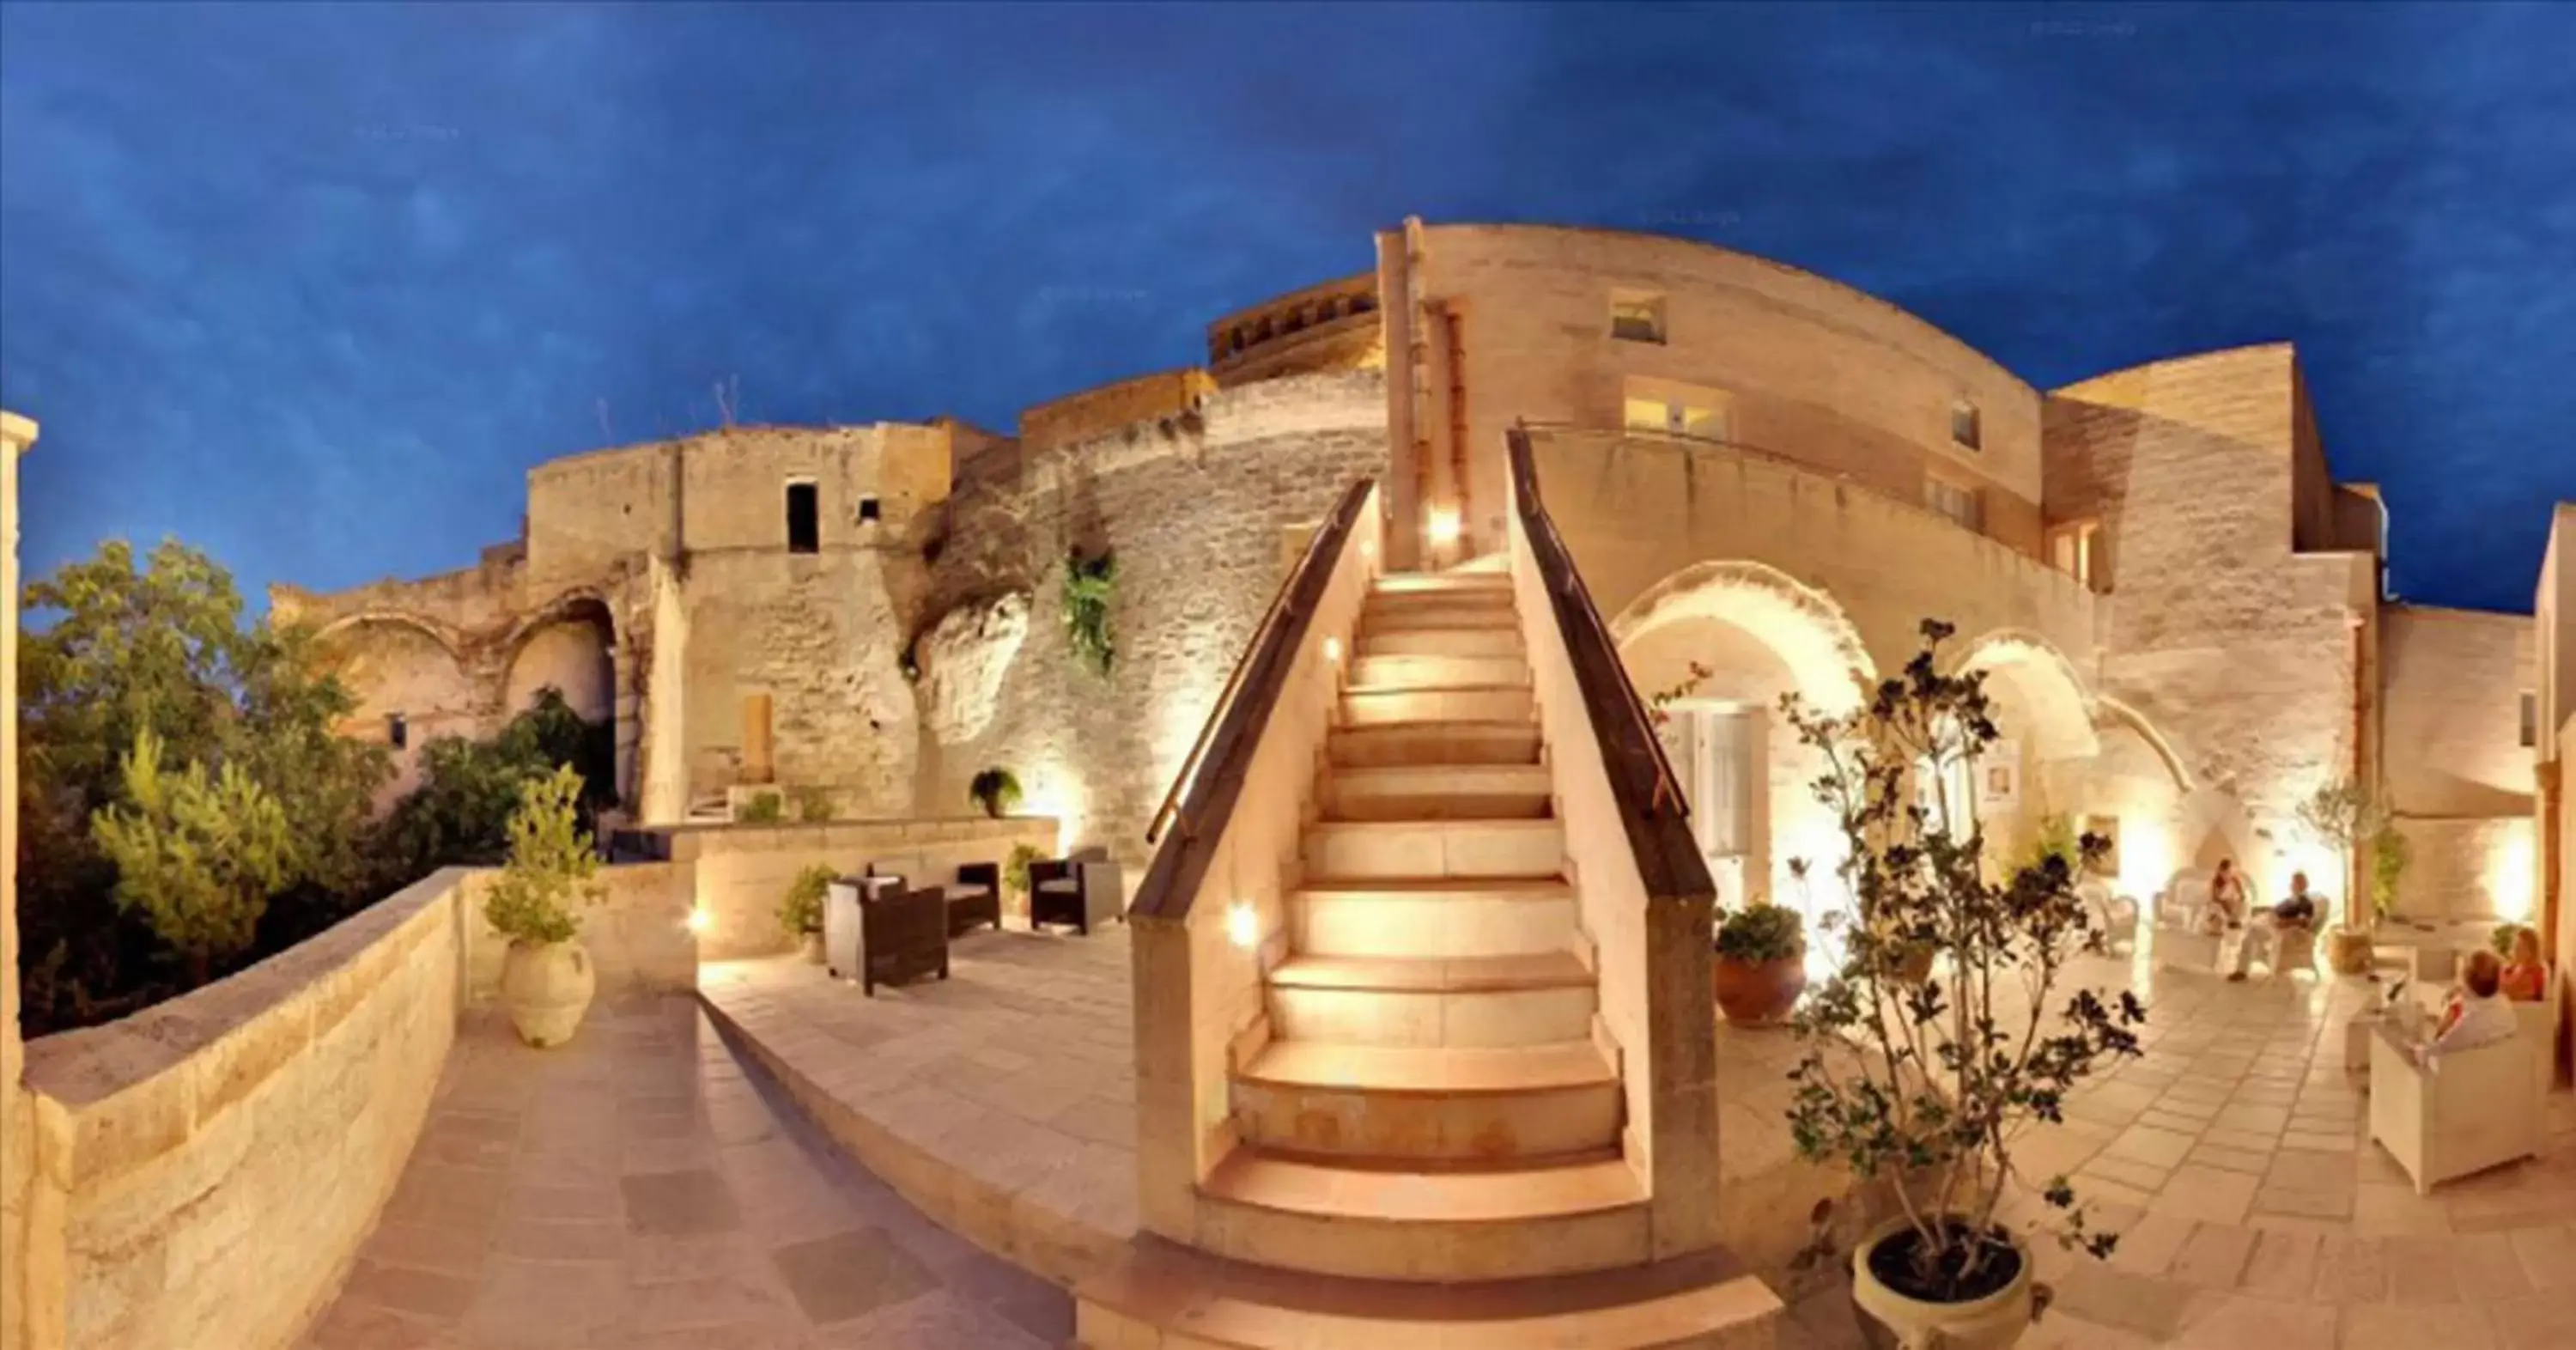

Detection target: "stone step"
[1363, 592, 1517, 623]
[1346, 652, 1530, 690]
[1231, 1041, 1621, 1161]
[1074, 1237, 1784, 1350]
[1340, 684, 1534, 727]
[1327, 721, 1542, 770]
[1291, 879, 1579, 959]
[1188, 1148, 1652, 1281]
[1359, 605, 1520, 634]
[1302, 818, 1563, 880]
[1320, 763, 1553, 824]
[1355, 626, 1527, 660]
[1266, 953, 1597, 1048]
[1372, 569, 1515, 596]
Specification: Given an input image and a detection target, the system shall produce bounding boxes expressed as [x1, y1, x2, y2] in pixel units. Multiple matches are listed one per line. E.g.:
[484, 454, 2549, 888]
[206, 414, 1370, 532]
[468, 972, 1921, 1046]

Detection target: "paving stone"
[769, 1228, 942, 1325]
[620, 1169, 744, 1238]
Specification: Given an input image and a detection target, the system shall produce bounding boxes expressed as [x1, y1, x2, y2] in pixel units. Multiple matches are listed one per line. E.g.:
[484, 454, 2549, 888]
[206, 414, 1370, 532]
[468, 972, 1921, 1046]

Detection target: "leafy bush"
[2368, 824, 2411, 927]
[794, 788, 835, 823]
[735, 791, 785, 824]
[482, 766, 603, 946]
[969, 767, 1024, 818]
[1062, 550, 1117, 678]
[1783, 620, 2143, 1300]
[370, 687, 616, 883]
[2018, 812, 2080, 878]
[1005, 842, 1044, 897]
[778, 862, 836, 938]
[89, 727, 297, 986]
[1714, 902, 1805, 964]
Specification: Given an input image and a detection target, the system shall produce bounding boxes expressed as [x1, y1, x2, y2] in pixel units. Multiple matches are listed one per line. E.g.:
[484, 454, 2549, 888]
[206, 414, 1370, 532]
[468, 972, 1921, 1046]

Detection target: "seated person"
[2227, 871, 2321, 982]
[2422, 949, 2518, 1060]
[2201, 858, 2249, 934]
[2500, 926, 2549, 1002]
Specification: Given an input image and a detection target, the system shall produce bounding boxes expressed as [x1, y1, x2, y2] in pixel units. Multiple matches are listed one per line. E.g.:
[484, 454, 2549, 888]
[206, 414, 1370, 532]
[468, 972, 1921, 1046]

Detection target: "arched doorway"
[1612, 562, 1874, 942]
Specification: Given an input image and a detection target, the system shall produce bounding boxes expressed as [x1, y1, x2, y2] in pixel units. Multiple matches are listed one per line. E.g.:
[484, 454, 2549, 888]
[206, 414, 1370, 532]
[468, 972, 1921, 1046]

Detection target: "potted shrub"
[1713, 901, 1807, 1025]
[2295, 778, 2387, 976]
[735, 790, 785, 824]
[484, 765, 606, 1048]
[969, 767, 1024, 819]
[1782, 623, 2143, 1349]
[779, 862, 835, 964]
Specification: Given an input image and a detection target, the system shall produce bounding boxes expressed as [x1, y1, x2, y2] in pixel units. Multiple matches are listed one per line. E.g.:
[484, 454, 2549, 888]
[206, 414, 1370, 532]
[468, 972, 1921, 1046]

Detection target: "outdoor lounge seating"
[866, 857, 1003, 938]
[2075, 879, 2140, 954]
[824, 875, 950, 996]
[1030, 845, 1123, 934]
[2367, 1020, 2542, 1194]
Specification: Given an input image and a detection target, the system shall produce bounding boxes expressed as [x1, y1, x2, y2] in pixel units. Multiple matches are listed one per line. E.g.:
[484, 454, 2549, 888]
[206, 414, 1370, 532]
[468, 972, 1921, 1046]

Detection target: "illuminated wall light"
[1226, 900, 1261, 950]
[1426, 507, 1462, 548]
[2491, 828, 2537, 923]
[684, 904, 712, 935]
[1324, 636, 1342, 663]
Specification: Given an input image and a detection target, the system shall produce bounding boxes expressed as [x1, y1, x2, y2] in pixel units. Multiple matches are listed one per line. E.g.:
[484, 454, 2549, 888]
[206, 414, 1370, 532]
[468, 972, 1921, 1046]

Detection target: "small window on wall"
[2523, 691, 2539, 748]
[1609, 292, 1666, 344]
[1925, 477, 1983, 532]
[786, 481, 820, 553]
[1951, 400, 1982, 450]
[386, 713, 408, 750]
[857, 496, 882, 524]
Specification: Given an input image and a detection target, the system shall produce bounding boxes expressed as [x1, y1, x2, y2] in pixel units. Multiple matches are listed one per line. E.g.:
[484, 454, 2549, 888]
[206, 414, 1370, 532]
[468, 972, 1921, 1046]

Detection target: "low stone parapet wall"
[17, 871, 470, 1350]
[641, 816, 1061, 960]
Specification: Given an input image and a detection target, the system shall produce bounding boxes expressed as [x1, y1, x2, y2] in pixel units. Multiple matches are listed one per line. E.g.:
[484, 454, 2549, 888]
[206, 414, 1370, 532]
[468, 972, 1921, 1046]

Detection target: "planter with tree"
[1713, 900, 1807, 1025]
[2295, 779, 2389, 976]
[484, 765, 606, 1048]
[779, 862, 835, 964]
[1783, 622, 2144, 1349]
[969, 767, 1024, 819]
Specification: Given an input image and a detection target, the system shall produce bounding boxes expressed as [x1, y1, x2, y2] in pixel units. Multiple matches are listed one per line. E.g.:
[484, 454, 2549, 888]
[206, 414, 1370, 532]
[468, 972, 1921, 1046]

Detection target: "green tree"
[2293, 778, 2386, 930]
[17, 538, 390, 1028]
[369, 687, 617, 883]
[482, 765, 604, 947]
[88, 728, 296, 986]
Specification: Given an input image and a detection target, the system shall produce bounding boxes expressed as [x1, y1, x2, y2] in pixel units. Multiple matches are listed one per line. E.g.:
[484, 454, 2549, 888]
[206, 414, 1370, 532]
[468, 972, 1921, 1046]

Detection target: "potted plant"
[969, 767, 1024, 819]
[484, 765, 606, 1049]
[779, 862, 835, 964]
[1713, 901, 1807, 1025]
[1782, 622, 2143, 1349]
[2296, 779, 2389, 975]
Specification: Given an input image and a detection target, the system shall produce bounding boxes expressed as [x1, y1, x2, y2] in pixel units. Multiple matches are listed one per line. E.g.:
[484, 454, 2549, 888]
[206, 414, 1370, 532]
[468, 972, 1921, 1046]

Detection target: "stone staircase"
[1194, 569, 1655, 1283]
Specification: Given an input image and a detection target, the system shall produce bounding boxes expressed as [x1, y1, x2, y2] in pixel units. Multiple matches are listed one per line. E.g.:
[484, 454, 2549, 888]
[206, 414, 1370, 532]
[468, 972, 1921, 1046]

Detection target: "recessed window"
[858, 496, 882, 524]
[387, 713, 408, 750]
[2523, 691, 2539, 748]
[1925, 476, 1982, 532]
[1610, 291, 1666, 344]
[1951, 400, 1982, 450]
[786, 481, 819, 554]
[2048, 520, 2106, 592]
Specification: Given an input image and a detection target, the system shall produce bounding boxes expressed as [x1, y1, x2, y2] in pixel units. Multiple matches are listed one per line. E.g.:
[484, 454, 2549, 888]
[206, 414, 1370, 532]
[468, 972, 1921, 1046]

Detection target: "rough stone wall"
[1020, 368, 1214, 455]
[2045, 344, 2377, 903]
[2391, 816, 2537, 923]
[329, 621, 482, 806]
[2381, 605, 2536, 818]
[918, 370, 1390, 868]
[1408, 222, 2044, 557]
[18, 871, 465, 1350]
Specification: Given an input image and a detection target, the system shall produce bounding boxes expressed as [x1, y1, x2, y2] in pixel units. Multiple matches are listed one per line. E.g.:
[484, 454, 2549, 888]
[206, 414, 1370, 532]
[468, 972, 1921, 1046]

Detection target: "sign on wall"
[1978, 739, 2020, 812]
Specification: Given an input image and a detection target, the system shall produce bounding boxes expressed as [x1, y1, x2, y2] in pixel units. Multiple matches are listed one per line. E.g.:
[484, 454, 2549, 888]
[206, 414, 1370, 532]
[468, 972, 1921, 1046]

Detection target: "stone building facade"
[274, 220, 2565, 944]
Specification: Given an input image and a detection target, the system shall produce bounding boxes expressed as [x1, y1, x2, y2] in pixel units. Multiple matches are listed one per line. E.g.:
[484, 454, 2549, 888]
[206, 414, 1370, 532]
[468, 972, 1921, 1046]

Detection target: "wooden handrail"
[1507, 424, 1709, 903]
[1132, 478, 1376, 919]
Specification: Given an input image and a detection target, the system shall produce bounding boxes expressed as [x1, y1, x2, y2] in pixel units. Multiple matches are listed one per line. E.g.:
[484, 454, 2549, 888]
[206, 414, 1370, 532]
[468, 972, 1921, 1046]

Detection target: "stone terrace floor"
[308, 932, 2576, 1350]
[300, 994, 1071, 1350]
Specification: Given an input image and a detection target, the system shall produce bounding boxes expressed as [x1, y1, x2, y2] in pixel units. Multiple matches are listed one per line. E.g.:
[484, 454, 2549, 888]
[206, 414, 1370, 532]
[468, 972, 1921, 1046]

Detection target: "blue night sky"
[3, 2, 2572, 613]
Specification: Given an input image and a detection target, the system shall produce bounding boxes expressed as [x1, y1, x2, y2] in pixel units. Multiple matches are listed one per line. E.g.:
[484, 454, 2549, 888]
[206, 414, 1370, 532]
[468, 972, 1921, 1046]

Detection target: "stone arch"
[501, 592, 617, 724]
[313, 609, 466, 666]
[1610, 559, 1874, 715]
[1951, 628, 2099, 763]
[314, 613, 478, 808]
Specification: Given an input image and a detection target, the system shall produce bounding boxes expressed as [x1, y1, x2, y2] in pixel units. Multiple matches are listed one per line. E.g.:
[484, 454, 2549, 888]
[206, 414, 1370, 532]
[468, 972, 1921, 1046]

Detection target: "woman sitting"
[2427, 950, 2519, 1057]
[2500, 926, 2549, 1002]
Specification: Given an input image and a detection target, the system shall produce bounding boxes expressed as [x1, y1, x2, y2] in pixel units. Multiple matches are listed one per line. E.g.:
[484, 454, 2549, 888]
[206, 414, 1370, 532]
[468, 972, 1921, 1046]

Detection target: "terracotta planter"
[800, 930, 826, 964]
[1850, 1217, 2034, 1350]
[2327, 927, 2375, 976]
[500, 939, 596, 1049]
[1714, 954, 1807, 1025]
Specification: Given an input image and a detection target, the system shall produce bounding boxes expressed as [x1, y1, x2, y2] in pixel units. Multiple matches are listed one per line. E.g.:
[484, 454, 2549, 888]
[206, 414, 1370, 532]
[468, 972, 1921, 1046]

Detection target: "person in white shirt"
[2425, 950, 2519, 1058]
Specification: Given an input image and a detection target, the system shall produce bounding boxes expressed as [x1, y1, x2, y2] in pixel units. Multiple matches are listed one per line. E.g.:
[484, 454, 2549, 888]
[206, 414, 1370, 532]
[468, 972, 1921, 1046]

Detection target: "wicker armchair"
[866, 857, 1002, 939]
[824, 876, 949, 996]
[1030, 846, 1124, 935]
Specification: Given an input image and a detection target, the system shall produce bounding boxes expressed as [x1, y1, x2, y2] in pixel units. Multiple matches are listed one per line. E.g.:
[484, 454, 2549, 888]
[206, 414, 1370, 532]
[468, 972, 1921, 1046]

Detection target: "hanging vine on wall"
[1062, 549, 1117, 678]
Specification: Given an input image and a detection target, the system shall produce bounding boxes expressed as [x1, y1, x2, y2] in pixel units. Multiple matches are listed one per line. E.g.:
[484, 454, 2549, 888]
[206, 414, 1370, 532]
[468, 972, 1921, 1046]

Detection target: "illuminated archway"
[1610, 559, 1874, 715]
[1952, 629, 2099, 763]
